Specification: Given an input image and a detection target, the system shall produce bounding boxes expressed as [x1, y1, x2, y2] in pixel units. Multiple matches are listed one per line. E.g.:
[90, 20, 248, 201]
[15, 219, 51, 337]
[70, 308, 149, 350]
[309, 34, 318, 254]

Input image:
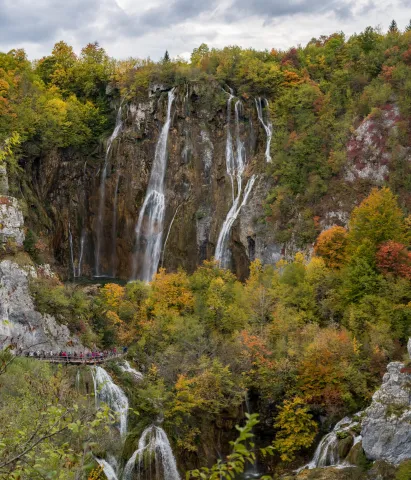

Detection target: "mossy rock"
[296, 466, 365, 479]
[367, 460, 396, 480]
[395, 460, 411, 480]
[346, 442, 369, 471]
[338, 435, 354, 459]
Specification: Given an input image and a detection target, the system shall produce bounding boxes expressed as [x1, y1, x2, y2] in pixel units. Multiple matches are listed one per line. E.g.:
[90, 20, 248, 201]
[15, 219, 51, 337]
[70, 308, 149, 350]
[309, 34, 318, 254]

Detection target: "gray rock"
[407, 338, 411, 359]
[362, 362, 411, 465]
[0, 196, 25, 246]
[0, 165, 8, 195]
[0, 259, 83, 352]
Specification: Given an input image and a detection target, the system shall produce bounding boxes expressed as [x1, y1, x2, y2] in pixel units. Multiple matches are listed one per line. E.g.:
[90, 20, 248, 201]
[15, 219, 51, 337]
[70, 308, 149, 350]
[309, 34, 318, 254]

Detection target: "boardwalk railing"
[20, 353, 126, 365]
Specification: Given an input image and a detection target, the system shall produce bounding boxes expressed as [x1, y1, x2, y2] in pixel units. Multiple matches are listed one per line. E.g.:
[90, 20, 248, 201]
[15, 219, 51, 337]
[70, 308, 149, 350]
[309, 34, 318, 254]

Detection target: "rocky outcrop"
[361, 361, 411, 465]
[0, 195, 25, 247]
[0, 259, 83, 352]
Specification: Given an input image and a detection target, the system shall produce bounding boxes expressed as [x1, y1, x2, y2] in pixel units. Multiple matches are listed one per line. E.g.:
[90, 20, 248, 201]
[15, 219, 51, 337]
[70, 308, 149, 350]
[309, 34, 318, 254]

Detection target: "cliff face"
[20, 81, 408, 281]
[21, 81, 277, 280]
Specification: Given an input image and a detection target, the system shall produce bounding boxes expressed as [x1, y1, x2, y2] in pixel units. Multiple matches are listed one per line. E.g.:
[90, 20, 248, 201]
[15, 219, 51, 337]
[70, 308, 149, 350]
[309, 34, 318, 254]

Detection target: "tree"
[163, 50, 170, 63]
[376, 241, 411, 279]
[273, 397, 317, 462]
[406, 20, 411, 32]
[388, 19, 399, 34]
[314, 226, 348, 268]
[348, 188, 407, 253]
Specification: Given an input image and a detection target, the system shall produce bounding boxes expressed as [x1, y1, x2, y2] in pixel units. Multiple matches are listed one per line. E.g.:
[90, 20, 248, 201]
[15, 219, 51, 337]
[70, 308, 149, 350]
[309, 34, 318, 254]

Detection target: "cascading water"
[96, 458, 118, 480]
[119, 360, 143, 381]
[303, 416, 361, 470]
[112, 171, 121, 276]
[92, 366, 129, 438]
[68, 221, 76, 278]
[255, 98, 272, 163]
[77, 229, 86, 277]
[215, 96, 256, 268]
[132, 88, 175, 282]
[123, 425, 180, 480]
[95, 104, 123, 277]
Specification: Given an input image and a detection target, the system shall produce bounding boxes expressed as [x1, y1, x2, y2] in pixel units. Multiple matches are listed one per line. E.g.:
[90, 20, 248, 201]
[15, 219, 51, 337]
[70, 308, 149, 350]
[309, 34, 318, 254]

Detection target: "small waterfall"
[119, 360, 144, 381]
[305, 416, 360, 470]
[132, 88, 175, 282]
[112, 171, 121, 276]
[161, 204, 181, 267]
[96, 458, 118, 480]
[68, 221, 76, 278]
[75, 369, 81, 391]
[92, 366, 129, 438]
[123, 425, 180, 480]
[77, 229, 86, 277]
[255, 98, 273, 163]
[95, 104, 123, 277]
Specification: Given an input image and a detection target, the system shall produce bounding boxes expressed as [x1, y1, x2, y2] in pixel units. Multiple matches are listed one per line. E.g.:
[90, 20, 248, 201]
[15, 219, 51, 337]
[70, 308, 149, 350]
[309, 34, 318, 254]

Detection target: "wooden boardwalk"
[22, 353, 126, 366]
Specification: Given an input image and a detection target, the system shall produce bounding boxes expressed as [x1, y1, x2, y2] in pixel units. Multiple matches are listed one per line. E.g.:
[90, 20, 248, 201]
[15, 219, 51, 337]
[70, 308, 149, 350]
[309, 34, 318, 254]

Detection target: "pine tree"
[163, 50, 170, 63]
[389, 19, 399, 33]
[406, 19, 411, 32]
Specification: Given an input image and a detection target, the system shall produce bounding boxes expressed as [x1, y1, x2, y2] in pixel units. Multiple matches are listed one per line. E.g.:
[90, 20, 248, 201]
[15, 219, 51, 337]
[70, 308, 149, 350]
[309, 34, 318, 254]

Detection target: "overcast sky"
[0, 0, 410, 61]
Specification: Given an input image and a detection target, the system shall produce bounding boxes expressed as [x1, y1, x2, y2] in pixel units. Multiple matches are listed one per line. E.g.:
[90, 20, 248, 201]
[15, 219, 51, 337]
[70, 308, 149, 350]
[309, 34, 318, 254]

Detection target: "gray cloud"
[0, 0, 408, 60]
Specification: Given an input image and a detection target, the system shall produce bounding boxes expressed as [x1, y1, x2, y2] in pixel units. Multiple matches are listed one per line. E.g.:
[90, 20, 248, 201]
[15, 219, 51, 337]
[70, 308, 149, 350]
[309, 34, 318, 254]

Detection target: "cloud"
[0, 0, 408, 60]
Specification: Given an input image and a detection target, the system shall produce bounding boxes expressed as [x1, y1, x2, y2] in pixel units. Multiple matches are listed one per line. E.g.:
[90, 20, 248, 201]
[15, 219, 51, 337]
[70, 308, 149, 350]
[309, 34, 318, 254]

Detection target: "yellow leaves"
[148, 268, 194, 317]
[100, 283, 125, 311]
[314, 226, 348, 268]
[105, 310, 122, 326]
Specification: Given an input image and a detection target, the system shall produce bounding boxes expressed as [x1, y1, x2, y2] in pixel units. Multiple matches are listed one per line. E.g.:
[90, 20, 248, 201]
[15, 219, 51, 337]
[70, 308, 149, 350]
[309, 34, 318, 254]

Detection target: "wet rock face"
[361, 361, 411, 465]
[25, 81, 280, 280]
[0, 259, 83, 352]
[0, 195, 25, 247]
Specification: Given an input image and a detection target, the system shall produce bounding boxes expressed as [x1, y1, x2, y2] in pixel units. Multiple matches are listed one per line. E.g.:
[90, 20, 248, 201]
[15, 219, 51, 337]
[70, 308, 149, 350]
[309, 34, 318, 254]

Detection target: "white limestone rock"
[0, 259, 83, 352]
[361, 361, 411, 465]
[0, 196, 25, 246]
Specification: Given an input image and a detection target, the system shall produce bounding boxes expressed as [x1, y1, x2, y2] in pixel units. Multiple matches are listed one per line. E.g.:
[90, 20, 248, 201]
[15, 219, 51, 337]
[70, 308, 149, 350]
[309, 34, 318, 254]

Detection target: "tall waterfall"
[123, 425, 180, 480]
[215, 96, 256, 268]
[111, 171, 121, 276]
[68, 221, 76, 278]
[255, 98, 272, 163]
[95, 104, 123, 277]
[132, 88, 175, 282]
[92, 366, 129, 438]
[77, 229, 86, 277]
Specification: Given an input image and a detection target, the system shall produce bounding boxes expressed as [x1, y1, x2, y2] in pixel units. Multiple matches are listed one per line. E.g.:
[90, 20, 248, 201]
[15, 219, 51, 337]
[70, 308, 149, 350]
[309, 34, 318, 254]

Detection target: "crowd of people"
[23, 347, 128, 361]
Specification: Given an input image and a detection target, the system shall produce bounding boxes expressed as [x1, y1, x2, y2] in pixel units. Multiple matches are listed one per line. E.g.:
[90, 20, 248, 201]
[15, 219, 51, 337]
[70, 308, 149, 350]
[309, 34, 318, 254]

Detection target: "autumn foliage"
[314, 226, 348, 268]
[376, 241, 411, 278]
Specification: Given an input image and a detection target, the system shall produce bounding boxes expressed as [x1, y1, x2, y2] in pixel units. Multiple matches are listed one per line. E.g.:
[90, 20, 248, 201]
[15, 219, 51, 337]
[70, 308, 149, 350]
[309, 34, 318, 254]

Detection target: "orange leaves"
[314, 226, 348, 268]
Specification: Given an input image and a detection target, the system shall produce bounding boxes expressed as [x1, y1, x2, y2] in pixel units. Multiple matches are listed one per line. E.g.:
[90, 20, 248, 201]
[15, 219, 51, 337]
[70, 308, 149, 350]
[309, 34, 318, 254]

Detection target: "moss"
[396, 460, 411, 480]
[337, 435, 354, 459]
[346, 442, 370, 471]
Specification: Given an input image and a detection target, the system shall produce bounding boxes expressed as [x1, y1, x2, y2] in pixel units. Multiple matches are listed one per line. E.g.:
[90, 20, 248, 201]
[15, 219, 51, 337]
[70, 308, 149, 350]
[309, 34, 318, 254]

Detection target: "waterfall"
[75, 369, 81, 391]
[92, 366, 129, 438]
[77, 229, 86, 277]
[161, 204, 181, 267]
[112, 172, 121, 276]
[95, 104, 123, 277]
[123, 425, 180, 480]
[68, 221, 76, 278]
[255, 98, 272, 163]
[304, 416, 361, 470]
[119, 360, 143, 381]
[96, 458, 118, 480]
[215, 96, 256, 268]
[132, 88, 175, 282]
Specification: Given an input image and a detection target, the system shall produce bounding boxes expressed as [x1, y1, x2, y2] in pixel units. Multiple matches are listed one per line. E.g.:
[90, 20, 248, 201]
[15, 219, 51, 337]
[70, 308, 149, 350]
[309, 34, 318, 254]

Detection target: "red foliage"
[402, 47, 411, 65]
[376, 241, 411, 279]
[0, 196, 11, 206]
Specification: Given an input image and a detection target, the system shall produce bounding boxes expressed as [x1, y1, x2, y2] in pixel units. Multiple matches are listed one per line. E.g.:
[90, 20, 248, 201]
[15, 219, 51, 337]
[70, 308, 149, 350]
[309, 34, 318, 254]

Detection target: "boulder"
[361, 362, 411, 465]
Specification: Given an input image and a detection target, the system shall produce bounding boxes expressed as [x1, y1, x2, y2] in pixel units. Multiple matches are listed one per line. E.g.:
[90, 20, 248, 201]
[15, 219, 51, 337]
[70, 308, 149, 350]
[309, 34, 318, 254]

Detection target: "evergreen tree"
[406, 19, 411, 32]
[163, 50, 170, 63]
[389, 19, 399, 33]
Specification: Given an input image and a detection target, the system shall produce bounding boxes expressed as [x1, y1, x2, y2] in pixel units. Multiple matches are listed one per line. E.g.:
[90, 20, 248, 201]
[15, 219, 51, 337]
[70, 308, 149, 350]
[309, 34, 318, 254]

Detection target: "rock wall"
[22, 81, 281, 280]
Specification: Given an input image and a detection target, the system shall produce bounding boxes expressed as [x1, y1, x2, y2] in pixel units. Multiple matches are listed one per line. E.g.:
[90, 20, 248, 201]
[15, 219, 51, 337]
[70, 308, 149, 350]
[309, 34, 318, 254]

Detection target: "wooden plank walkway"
[20, 353, 126, 365]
